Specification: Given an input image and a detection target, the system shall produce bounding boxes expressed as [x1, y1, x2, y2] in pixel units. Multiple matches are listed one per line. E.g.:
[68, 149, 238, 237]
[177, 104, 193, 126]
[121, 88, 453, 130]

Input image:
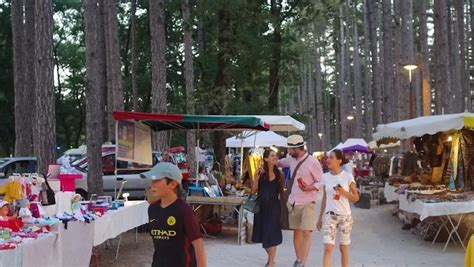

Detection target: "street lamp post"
[403, 64, 418, 119]
[318, 132, 323, 151]
[347, 114, 354, 138]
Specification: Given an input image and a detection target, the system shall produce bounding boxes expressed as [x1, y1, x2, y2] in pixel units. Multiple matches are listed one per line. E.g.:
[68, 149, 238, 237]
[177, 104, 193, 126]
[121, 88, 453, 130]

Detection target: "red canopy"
[113, 111, 270, 131]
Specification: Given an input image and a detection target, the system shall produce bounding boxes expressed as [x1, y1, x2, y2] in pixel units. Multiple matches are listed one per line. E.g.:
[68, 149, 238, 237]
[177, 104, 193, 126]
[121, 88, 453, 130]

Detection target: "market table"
[93, 200, 149, 259]
[0, 200, 149, 267]
[186, 196, 246, 245]
[384, 182, 400, 202]
[93, 201, 149, 246]
[399, 194, 474, 252]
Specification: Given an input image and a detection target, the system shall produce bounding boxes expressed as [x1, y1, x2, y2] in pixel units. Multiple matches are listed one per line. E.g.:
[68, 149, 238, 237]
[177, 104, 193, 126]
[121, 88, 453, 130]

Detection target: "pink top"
[278, 153, 323, 205]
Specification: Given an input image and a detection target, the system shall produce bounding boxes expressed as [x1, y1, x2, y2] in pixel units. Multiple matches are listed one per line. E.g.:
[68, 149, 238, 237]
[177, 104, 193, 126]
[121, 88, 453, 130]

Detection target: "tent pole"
[114, 120, 118, 200]
[240, 139, 244, 181]
[196, 129, 200, 187]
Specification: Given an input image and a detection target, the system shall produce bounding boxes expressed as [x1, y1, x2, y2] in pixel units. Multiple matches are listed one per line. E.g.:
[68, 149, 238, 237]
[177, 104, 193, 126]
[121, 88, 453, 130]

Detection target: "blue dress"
[251, 174, 283, 248]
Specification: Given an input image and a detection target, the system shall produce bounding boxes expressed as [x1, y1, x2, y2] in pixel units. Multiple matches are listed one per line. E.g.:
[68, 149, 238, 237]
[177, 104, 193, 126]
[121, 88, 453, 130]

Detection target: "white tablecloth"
[93, 201, 149, 246]
[21, 234, 58, 267]
[384, 182, 399, 202]
[2, 200, 149, 267]
[399, 194, 474, 221]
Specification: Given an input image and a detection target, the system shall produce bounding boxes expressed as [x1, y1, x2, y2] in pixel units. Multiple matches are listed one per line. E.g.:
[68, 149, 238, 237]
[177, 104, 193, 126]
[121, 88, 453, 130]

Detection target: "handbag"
[280, 154, 310, 230]
[243, 194, 260, 214]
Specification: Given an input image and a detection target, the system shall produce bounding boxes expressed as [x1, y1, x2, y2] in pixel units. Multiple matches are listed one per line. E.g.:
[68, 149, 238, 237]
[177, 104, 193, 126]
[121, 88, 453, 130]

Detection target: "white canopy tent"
[226, 131, 287, 148]
[234, 115, 306, 132]
[342, 138, 368, 149]
[329, 143, 344, 152]
[373, 112, 474, 143]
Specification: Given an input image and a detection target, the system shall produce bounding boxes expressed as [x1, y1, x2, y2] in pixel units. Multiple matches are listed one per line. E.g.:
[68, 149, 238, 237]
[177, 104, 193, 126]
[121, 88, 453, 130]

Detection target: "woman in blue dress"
[251, 149, 284, 267]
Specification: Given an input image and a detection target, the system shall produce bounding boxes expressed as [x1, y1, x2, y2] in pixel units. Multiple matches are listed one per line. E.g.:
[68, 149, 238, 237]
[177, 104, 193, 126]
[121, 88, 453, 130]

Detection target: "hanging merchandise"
[456, 153, 464, 190]
[248, 152, 262, 180]
[460, 130, 474, 190]
[401, 152, 420, 177]
[0, 176, 24, 204]
[448, 133, 460, 183]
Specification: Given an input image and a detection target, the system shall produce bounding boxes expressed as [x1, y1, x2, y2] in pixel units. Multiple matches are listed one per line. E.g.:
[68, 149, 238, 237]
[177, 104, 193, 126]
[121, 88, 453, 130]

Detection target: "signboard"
[116, 120, 153, 165]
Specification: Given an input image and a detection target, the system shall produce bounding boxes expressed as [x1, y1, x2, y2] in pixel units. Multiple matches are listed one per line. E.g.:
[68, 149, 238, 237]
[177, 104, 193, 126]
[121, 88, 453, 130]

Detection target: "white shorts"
[322, 213, 353, 245]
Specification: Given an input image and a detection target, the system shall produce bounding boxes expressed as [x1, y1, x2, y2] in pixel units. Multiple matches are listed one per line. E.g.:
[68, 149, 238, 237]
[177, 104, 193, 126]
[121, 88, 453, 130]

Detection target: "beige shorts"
[322, 213, 353, 245]
[287, 202, 317, 231]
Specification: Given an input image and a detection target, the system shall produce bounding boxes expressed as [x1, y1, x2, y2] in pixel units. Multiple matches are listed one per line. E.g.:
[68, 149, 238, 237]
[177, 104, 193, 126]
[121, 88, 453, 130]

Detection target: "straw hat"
[287, 134, 305, 148]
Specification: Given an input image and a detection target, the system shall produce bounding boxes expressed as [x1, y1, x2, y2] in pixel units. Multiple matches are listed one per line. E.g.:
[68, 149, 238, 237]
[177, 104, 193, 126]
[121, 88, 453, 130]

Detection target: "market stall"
[113, 111, 273, 245]
[373, 112, 474, 251]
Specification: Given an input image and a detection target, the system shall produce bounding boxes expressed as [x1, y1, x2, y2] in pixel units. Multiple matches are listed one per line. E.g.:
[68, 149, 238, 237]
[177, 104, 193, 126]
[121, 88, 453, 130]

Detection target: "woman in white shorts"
[317, 149, 359, 267]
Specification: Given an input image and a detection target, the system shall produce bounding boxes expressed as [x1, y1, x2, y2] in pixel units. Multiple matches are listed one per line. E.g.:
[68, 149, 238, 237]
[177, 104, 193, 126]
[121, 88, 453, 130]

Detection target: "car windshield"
[0, 158, 9, 167]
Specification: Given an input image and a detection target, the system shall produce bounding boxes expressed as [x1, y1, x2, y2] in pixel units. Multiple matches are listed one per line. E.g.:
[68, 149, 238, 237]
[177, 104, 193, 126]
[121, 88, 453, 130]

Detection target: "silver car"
[74, 151, 171, 199]
[0, 157, 37, 186]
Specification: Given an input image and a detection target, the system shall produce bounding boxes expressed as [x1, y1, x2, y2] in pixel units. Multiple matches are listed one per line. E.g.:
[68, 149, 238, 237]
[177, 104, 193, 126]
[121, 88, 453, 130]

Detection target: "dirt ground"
[93, 203, 465, 267]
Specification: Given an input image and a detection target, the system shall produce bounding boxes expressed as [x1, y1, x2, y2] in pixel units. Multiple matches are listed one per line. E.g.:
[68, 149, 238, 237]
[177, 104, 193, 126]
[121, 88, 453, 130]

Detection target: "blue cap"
[140, 162, 182, 184]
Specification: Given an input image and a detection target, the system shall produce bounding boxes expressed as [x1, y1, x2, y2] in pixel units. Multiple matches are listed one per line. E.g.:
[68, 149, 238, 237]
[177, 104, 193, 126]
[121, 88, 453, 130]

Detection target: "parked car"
[0, 157, 37, 186]
[57, 144, 115, 166]
[73, 151, 165, 199]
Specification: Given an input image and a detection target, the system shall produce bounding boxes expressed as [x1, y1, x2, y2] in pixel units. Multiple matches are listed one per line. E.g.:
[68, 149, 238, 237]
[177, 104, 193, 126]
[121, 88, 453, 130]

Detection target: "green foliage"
[0, 0, 344, 155]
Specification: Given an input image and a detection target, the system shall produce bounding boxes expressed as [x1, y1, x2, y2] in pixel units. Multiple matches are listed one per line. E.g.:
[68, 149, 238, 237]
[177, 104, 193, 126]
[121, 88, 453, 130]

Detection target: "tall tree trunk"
[368, 0, 382, 126]
[24, 0, 35, 152]
[130, 0, 138, 111]
[182, 0, 196, 175]
[344, 2, 353, 138]
[434, 0, 451, 114]
[352, 7, 362, 138]
[12, 0, 29, 156]
[84, 0, 105, 196]
[104, 0, 124, 141]
[210, 6, 232, 170]
[401, 0, 413, 118]
[298, 58, 305, 115]
[149, 0, 168, 150]
[34, 0, 56, 174]
[382, 0, 394, 123]
[368, 1, 383, 125]
[454, 0, 467, 111]
[314, 40, 325, 150]
[338, 6, 349, 141]
[393, 0, 403, 120]
[98, 0, 108, 143]
[447, 1, 458, 112]
[470, 0, 474, 111]
[268, 0, 281, 111]
[307, 57, 316, 152]
[419, 0, 432, 116]
[363, 0, 373, 139]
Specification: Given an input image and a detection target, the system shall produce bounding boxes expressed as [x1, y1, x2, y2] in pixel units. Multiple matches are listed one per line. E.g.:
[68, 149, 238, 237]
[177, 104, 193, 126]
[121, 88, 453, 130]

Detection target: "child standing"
[141, 162, 207, 267]
[317, 149, 359, 267]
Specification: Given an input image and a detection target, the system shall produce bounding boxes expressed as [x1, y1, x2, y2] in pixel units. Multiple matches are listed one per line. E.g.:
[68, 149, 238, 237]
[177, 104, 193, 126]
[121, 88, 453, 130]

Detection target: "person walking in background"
[342, 152, 354, 176]
[317, 149, 359, 267]
[278, 135, 323, 267]
[160, 149, 174, 164]
[251, 149, 284, 267]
